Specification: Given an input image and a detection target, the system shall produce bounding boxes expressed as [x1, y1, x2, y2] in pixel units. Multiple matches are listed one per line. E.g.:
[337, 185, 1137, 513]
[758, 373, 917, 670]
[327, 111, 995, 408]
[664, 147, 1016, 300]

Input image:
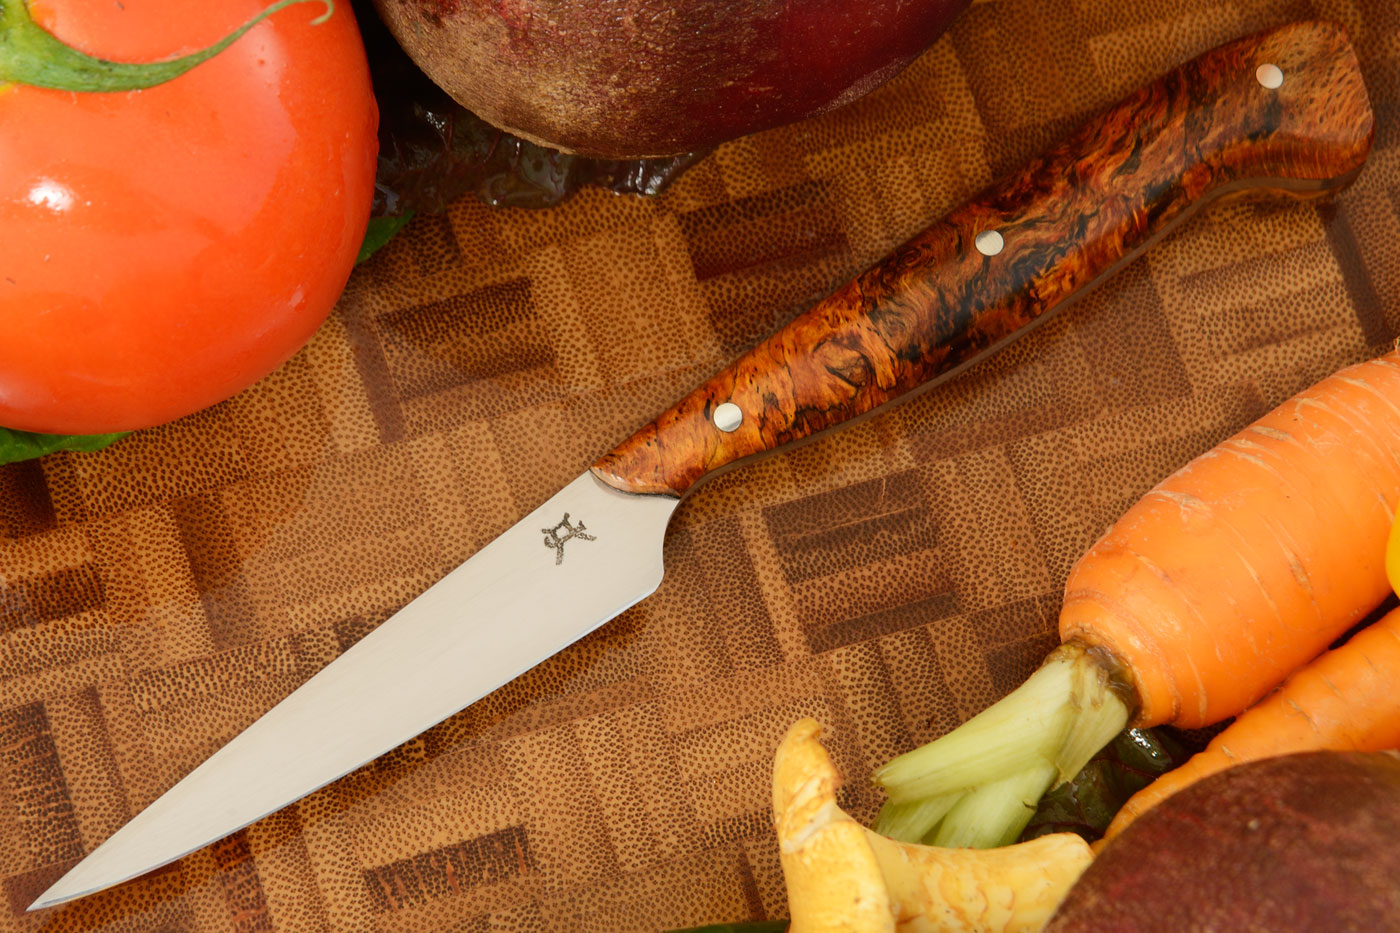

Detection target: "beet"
[370, 0, 970, 158]
[1045, 750, 1400, 932]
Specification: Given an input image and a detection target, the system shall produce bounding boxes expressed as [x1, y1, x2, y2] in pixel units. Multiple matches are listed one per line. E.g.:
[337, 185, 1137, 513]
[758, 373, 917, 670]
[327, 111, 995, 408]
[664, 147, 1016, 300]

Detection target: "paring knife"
[32, 19, 1373, 910]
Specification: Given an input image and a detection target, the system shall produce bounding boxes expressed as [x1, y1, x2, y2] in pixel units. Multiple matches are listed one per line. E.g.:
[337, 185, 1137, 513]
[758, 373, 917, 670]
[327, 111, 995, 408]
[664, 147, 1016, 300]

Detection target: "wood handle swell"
[592, 20, 1375, 499]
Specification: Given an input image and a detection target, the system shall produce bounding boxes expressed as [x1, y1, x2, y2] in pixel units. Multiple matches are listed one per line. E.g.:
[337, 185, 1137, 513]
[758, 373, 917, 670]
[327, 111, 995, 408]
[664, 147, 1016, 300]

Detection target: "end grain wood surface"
[2, 1, 1398, 930]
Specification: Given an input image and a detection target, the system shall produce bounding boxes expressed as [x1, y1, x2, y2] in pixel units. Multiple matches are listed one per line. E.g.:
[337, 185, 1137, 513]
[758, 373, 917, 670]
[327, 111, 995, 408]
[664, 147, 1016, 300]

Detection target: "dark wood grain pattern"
[592, 20, 1375, 498]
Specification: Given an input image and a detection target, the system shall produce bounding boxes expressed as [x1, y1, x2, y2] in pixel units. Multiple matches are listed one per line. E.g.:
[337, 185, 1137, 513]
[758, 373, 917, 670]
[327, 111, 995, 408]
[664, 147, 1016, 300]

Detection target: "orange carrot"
[1060, 349, 1400, 728]
[875, 350, 1400, 847]
[1101, 604, 1400, 843]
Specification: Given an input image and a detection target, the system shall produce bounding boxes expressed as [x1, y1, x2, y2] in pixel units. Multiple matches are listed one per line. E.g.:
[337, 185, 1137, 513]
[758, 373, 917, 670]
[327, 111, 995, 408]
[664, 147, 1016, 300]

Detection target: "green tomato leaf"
[0, 428, 128, 467]
[356, 212, 415, 264]
[1019, 727, 1187, 844]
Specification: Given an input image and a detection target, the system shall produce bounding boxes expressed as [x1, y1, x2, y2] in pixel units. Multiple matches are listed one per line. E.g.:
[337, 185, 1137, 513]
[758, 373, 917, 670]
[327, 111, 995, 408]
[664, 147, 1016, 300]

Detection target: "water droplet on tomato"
[26, 179, 75, 213]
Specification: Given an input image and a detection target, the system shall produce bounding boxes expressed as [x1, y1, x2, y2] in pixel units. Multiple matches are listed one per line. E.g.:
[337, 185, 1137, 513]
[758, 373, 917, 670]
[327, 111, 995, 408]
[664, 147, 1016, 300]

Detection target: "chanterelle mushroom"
[773, 718, 1093, 933]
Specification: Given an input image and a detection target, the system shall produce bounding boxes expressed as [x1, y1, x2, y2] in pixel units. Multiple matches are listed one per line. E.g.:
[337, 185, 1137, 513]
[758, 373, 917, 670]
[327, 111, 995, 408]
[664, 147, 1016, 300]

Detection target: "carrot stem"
[871, 791, 963, 842]
[931, 761, 1057, 848]
[873, 643, 1129, 846]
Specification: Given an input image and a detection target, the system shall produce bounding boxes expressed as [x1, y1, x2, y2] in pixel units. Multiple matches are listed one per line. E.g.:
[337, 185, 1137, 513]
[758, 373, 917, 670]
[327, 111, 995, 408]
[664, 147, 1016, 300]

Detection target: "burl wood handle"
[593, 20, 1374, 499]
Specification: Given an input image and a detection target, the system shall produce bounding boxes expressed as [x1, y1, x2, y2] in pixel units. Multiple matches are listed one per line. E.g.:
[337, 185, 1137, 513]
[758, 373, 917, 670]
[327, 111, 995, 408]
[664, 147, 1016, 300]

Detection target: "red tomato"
[0, 0, 378, 434]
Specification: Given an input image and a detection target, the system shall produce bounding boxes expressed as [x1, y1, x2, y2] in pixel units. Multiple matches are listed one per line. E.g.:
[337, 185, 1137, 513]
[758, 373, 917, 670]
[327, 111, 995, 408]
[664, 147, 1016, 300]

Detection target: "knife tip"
[27, 859, 115, 911]
[27, 886, 79, 912]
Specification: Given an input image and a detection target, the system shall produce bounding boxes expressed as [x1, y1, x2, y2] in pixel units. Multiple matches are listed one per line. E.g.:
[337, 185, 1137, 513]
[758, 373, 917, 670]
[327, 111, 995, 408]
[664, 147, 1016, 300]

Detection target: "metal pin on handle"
[1256, 63, 1284, 89]
[975, 230, 1004, 256]
[713, 402, 743, 432]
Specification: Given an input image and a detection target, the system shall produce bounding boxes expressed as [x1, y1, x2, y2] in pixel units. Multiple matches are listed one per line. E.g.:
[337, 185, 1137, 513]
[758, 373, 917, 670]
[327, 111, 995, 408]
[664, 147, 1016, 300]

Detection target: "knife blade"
[32, 19, 1373, 910]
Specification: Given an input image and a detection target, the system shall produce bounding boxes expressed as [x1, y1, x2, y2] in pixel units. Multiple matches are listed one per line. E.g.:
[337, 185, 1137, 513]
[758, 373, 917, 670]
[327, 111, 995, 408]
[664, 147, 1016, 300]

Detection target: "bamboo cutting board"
[3, 0, 1399, 930]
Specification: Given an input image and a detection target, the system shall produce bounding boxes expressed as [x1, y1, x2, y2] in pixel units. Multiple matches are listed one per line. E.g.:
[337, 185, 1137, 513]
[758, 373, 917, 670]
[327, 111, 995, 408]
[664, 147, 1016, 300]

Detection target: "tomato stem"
[0, 0, 333, 92]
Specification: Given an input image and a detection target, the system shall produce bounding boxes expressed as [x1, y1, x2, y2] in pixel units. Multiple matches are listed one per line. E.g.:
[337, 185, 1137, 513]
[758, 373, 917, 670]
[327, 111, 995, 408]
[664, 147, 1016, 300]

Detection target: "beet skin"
[1045, 750, 1400, 932]
[371, 0, 970, 158]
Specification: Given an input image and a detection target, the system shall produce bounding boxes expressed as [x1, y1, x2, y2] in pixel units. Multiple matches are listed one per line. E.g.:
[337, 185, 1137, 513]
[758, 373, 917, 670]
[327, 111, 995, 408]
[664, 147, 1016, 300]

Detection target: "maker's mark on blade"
[541, 511, 597, 564]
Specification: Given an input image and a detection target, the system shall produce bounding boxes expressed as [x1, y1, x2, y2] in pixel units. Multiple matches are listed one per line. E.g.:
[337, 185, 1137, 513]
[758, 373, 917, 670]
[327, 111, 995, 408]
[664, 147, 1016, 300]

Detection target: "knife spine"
[592, 19, 1375, 500]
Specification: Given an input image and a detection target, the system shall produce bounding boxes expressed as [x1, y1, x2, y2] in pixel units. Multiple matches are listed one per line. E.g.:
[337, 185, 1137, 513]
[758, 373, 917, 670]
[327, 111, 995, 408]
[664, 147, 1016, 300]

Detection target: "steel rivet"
[1256, 63, 1284, 89]
[974, 230, 1004, 257]
[714, 402, 743, 433]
